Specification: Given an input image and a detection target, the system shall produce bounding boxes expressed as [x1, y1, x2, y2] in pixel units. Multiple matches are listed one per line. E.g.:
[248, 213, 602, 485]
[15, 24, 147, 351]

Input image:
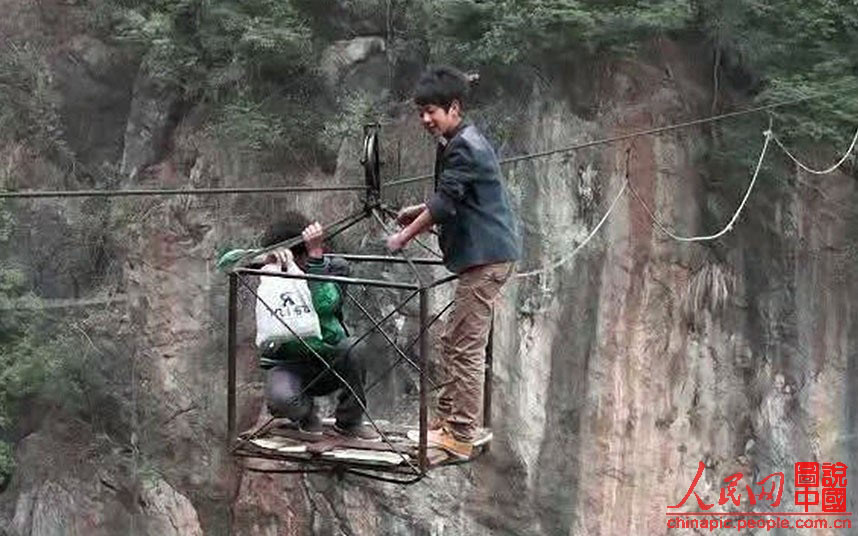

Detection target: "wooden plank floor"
[235, 418, 492, 469]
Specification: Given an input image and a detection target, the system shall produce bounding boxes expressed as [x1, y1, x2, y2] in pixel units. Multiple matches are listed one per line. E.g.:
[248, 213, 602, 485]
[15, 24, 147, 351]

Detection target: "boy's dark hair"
[261, 211, 310, 256]
[413, 65, 470, 110]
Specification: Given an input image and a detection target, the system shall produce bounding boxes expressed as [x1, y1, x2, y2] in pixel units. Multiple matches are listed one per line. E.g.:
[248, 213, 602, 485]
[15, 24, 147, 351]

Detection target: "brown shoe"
[426, 427, 473, 459]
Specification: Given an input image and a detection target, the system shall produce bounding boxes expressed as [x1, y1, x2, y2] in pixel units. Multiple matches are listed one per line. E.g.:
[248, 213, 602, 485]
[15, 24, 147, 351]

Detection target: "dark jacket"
[426, 122, 521, 273]
[258, 256, 349, 368]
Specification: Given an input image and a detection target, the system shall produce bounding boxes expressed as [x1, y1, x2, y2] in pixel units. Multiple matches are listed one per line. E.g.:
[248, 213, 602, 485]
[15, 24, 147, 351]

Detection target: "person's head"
[262, 212, 311, 269]
[413, 65, 470, 138]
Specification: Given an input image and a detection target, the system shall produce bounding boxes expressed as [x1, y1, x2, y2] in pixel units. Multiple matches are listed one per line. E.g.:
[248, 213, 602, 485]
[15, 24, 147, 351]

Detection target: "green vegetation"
[0, 44, 72, 160]
[426, 0, 856, 147]
[72, 0, 858, 170]
[90, 0, 324, 157]
[426, 0, 693, 63]
[102, 0, 313, 91]
[0, 197, 111, 484]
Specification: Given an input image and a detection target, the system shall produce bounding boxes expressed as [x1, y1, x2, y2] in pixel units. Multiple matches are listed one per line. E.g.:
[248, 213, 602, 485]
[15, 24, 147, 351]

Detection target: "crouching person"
[255, 212, 379, 441]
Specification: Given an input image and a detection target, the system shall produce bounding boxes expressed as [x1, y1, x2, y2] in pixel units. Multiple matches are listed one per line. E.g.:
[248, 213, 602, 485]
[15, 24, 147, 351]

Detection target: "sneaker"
[333, 422, 381, 442]
[425, 427, 474, 460]
[298, 412, 324, 435]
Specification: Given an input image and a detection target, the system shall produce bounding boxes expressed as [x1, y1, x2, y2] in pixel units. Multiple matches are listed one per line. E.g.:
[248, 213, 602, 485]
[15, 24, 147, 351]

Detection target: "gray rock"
[120, 66, 181, 178]
[320, 36, 387, 89]
[51, 35, 138, 168]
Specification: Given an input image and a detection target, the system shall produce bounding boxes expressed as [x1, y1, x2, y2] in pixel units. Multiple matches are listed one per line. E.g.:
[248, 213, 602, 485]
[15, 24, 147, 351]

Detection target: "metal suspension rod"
[227, 274, 238, 448]
[418, 289, 429, 472]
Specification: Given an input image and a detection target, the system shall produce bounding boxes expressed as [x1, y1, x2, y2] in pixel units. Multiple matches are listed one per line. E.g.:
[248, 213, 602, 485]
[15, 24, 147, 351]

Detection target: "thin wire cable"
[515, 180, 628, 279]
[345, 468, 424, 485]
[772, 126, 858, 175]
[382, 93, 827, 189]
[242, 466, 336, 476]
[628, 128, 772, 243]
[0, 184, 368, 199]
[2, 96, 835, 200]
[236, 276, 421, 475]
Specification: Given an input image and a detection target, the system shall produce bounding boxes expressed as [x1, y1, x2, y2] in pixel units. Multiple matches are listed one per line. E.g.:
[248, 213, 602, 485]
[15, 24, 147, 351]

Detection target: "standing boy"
[387, 66, 520, 458]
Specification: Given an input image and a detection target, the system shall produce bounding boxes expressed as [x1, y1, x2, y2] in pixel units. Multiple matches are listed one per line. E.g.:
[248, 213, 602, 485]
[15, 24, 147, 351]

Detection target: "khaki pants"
[437, 262, 514, 441]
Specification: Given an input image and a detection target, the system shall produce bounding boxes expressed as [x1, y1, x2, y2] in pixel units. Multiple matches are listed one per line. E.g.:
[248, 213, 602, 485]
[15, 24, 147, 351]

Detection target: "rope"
[772, 126, 858, 175]
[513, 128, 776, 278]
[515, 180, 628, 279]
[0, 184, 368, 199]
[629, 128, 772, 243]
[345, 468, 424, 485]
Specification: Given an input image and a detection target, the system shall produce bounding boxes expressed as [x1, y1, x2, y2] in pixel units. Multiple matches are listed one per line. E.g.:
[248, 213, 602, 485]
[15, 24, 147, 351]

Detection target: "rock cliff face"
[1, 3, 856, 535]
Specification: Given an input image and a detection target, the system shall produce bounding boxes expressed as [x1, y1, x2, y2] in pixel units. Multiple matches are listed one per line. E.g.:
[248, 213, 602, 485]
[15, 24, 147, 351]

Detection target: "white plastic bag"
[255, 262, 322, 347]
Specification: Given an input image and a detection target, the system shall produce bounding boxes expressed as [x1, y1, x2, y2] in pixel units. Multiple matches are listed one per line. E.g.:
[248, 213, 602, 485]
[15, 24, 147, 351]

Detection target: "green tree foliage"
[91, 0, 322, 155]
[0, 440, 12, 486]
[687, 0, 857, 205]
[423, 0, 857, 153]
[424, 0, 694, 64]
[0, 200, 44, 482]
[0, 44, 72, 159]
[0, 197, 110, 484]
[697, 0, 858, 145]
[106, 0, 312, 92]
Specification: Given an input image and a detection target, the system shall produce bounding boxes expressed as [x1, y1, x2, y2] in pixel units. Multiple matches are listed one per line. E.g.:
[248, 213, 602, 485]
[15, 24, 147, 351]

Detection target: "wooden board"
[321, 449, 407, 466]
[237, 422, 497, 470]
[269, 427, 332, 443]
[306, 437, 346, 454]
[248, 437, 307, 454]
[404, 428, 493, 446]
